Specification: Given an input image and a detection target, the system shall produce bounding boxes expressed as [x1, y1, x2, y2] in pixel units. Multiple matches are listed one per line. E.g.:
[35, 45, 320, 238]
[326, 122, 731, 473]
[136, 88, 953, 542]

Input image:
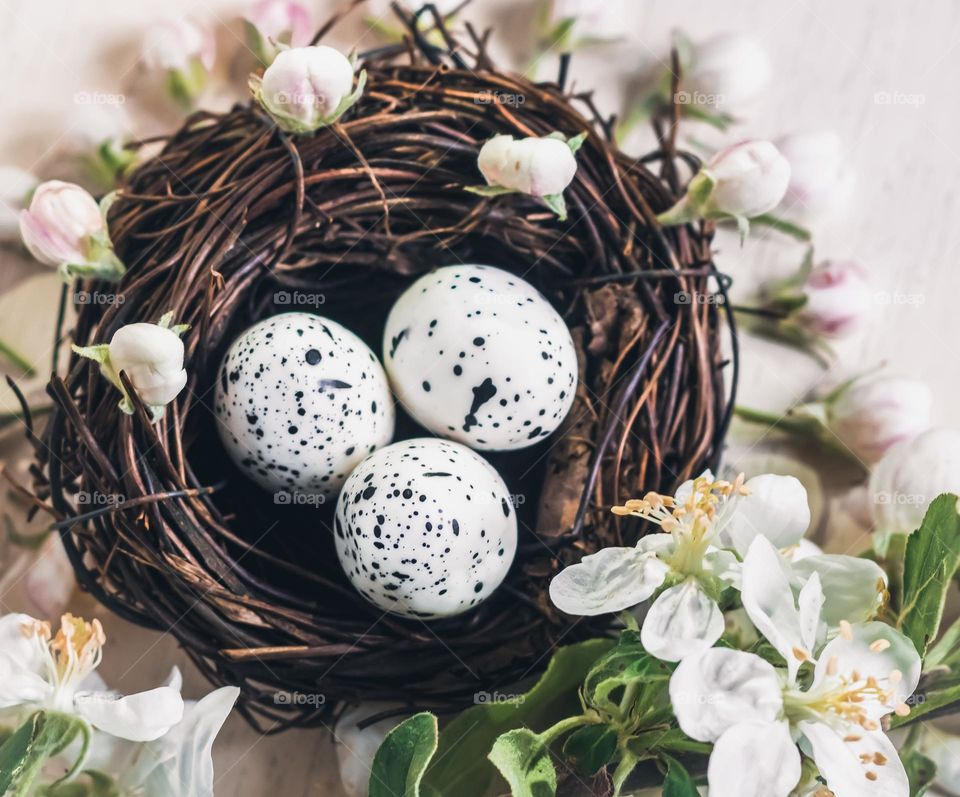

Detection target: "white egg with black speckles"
[383, 265, 578, 451]
[214, 313, 394, 501]
[334, 438, 518, 619]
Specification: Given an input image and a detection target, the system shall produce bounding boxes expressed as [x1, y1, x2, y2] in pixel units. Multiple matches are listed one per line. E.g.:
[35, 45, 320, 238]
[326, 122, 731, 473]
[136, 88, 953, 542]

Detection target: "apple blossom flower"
[19, 180, 125, 281]
[869, 427, 960, 535]
[776, 131, 853, 217]
[795, 259, 871, 338]
[0, 612, 184, 741]
[670, 535, 920, 797]
[0, 165, 37, 240]
[251, 45, 365, 133]
[823, 374, 932, 463]
[244, 0, 313, 66]
[472, 132, 585, 220]
[143, 18, 216, 109]
[73, 313, 189, 421]
[681, 32, 772, 109]
[657, 140, 790, 232]
[550, 472, 809, 661]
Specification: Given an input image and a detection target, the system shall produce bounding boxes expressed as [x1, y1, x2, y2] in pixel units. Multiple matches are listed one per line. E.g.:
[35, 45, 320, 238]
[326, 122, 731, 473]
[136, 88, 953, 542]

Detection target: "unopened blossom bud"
[546, 0, 628, 44]
[869, 428, 960, 535]
[775, 131, 853, 217]
[143, 18, 217, 109]
[73, 314, 189, 420]
[244, 0, 313, 66]
[19, 181, 124, 280]
[658, 140, 790, 228]
[825, 375, 933, 464]
[478, 134, 579, 197]
[253, 46, 363, 133]
[0, 166, 37, 240]
[796, 259, 870, 338]
[683, 32, 771, 108]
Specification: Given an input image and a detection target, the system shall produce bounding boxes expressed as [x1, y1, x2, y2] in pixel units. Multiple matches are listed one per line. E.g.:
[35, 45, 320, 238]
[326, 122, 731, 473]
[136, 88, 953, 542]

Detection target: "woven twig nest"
[29, 6, 734, 730]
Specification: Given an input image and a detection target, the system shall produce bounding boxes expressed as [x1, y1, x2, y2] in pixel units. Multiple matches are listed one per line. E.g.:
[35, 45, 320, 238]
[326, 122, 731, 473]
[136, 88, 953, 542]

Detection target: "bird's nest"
[22, 4, 735, 730]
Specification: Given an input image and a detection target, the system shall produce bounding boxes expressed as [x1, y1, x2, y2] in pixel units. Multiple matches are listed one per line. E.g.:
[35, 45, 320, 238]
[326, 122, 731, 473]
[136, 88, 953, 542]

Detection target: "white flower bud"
[0, 166, 37, 240]
[797, 259, 870, 338]
[478, 134, 578, 197]
[826, 375, 933, 464]
[143, 18, 216, 108]
[335, 704, 407, 797]
[704, 140, 791, 218]
[775, 131, 853, 217]
[685, 32, 771, 108]
[19, 180, 105, 267]
[108, 323, 188, 407]
[870, 428, 960, 534]
[256, 46, 360, 132]
[245, 0, 313, 65]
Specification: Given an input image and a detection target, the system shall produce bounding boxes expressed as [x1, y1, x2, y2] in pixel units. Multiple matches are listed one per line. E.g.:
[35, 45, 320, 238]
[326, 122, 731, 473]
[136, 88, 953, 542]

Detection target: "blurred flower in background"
[143, 18, 217, 109]
[0, 166, 37, 241]
[244, 0, 313, 66]
[775, 131, 854, 219]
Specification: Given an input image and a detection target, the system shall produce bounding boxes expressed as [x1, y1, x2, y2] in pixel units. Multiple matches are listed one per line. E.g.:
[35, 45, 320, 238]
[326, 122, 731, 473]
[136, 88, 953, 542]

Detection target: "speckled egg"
[383, 265, 578, 451]
[214, 313, 394, 501]
[334, 438, 518, 619]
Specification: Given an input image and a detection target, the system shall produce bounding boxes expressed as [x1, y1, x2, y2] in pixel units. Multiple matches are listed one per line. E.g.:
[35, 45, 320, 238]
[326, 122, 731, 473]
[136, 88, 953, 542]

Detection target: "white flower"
[776, 131, 853, 217]
[683, 32, 772, 108]
[73, 314, 189, 420]
[0, 165, 38, 240]
[796, 259, 871, 339]
[253, 45, 364, 133]
[550, 472, 810, 661]
[0, 613, 184, 742]
[657, 141, 790, 229]
[869, 428, 960, 535]
[143, 18, 216, 108]
[545, 0, 628, 43]
[20, 180, 101, 264]
[335, 703, 408, 797]
[478, 134, 580, 198]
[823, 374, 932, 464]
[921, 728, 960, 796]
[245, 0, 313, 65]
[113, 684, 240, 796]
[670, 536, 921, 797]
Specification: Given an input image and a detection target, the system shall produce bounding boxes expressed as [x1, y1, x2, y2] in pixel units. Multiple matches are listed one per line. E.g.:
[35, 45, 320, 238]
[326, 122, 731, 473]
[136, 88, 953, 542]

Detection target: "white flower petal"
[0, 651, 51, 709]
[797, 571, 825, 654]
[707, 720, 800, 797]
[669, 648, 783, 742]
[134, 686, 240, 797]
[724, 474, 810, 555]
[741, 535, 812, 683]
[702, 547, 741, 588]
[800, 722, 907, 797]
[784, 537, 823, 562]
[549, 547, 669, 616]
[813, 622, 921, 715]
[641, 579, 724, 662]
[0, 613, 45, 672]
[792, 554, 886, 626]
[922, 728, 960, 796]
[75, 686, 185, 741]
[674, 469, 715, 503]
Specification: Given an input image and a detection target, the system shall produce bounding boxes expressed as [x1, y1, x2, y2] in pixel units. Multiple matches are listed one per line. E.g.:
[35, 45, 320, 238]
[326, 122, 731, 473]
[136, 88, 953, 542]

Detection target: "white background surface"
[1, 0, 959, 793]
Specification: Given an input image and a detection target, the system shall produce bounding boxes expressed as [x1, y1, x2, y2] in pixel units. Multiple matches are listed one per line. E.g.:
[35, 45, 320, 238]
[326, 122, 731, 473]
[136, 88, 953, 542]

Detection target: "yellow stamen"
[870, 639, 891, 653]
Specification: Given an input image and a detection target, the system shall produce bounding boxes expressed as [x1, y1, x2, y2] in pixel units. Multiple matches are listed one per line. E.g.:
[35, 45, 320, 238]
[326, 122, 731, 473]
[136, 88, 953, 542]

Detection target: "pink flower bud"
[797, 260, 870, 338]
[143, 18, 216, 74]
[19, 180, 104, 267]
[478, 135, 578, 197]
[827, 375, 933, 464]
[245, 0, 313, 64]
[705, 140, 791, 218]
[775, 131, 853, 217]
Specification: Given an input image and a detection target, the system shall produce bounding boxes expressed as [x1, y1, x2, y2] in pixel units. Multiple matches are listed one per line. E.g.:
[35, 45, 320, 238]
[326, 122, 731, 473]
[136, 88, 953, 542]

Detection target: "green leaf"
[541, 194, 568, 221]
[749, 213, 813, 242]
[0, 711, 88, 797]
[0, 714, 41, 793]
[561, 724, 618, 776]
[369, 713, 439, 797]
[583, 630, 673, 718]
[422, 638, 613, 797]
[629, 728, 711, 757]
[463, 184, 518, 197]
[566, 132, 588, 154]
[662, 755, 700, 797]
[898, 494, 960, 656]
[901, 748, 936, 796]
[610, 749, 639, 797]
[488, 729, 556, 797]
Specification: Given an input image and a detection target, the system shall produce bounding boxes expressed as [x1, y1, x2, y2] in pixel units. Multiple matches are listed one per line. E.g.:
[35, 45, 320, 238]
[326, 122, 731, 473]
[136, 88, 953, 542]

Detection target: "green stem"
[0, 339, 35, 377]
[733, 405, 816, 436]
[539, 715, 591, 746]
[748, 213, 813, 242]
